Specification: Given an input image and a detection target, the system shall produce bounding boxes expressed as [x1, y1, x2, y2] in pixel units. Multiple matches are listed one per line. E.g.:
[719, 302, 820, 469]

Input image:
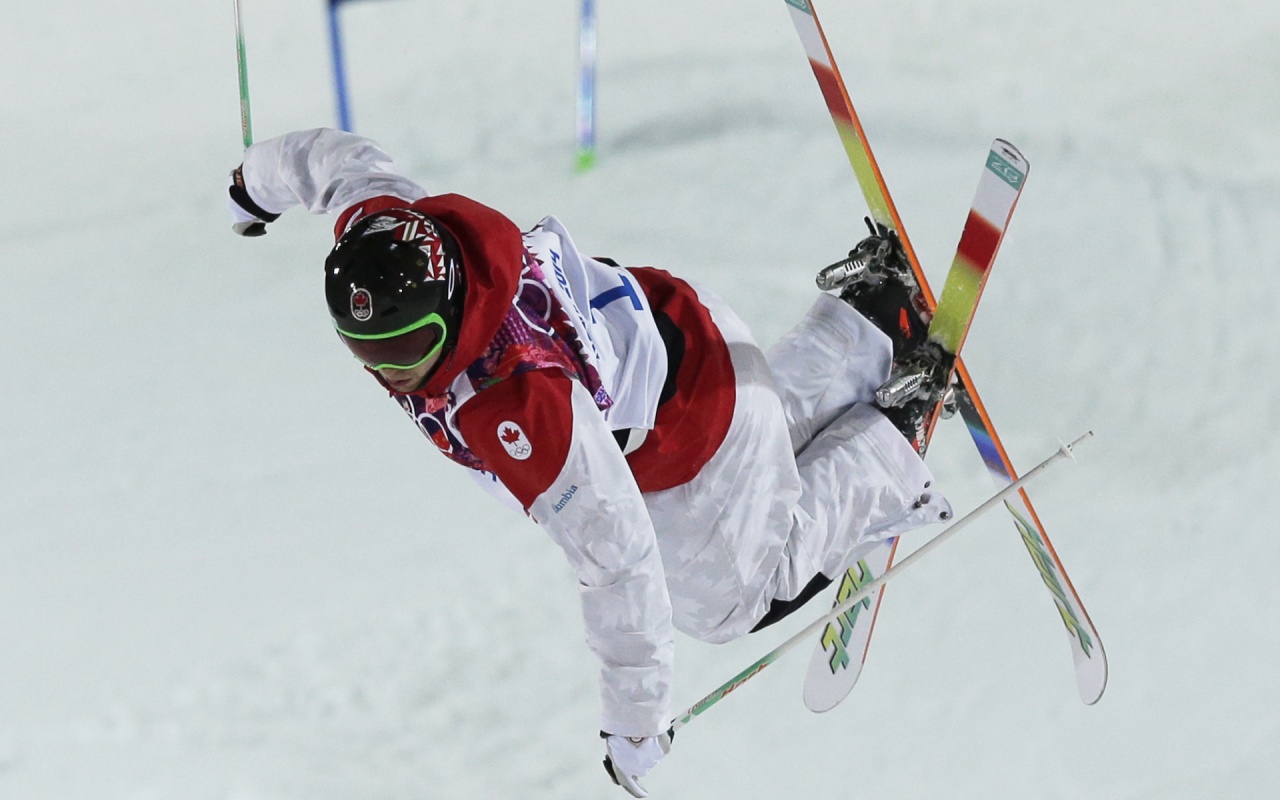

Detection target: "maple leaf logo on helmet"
[350, 287, 373, 321]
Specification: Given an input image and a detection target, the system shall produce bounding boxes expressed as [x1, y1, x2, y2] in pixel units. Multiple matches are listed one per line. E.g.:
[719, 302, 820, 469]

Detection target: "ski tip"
[1080, 664, 1109, 706]
[803, 665, 864, 713]
[993, 138, 1028, 167]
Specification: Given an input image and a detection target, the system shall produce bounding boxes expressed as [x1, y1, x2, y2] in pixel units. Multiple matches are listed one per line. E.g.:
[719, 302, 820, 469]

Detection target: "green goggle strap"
[338, 313, 447, 371]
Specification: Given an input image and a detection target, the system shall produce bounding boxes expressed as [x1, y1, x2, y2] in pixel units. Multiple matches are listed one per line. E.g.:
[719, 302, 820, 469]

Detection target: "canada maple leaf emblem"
[497, 421, 532, 460]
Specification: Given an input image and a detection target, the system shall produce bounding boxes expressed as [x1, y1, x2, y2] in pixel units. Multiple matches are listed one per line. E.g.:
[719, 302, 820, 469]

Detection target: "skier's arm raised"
[228, 128, 427, 234]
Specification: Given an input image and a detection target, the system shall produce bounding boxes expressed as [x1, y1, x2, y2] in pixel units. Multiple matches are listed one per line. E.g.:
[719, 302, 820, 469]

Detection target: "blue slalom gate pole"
[328, 0, 354, 131]
[575, 0, 598, 171]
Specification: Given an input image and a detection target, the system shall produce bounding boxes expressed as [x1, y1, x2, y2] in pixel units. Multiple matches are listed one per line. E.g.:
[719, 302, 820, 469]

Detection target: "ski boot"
[816, 217, 931, 360]
[816, 218, 956, 455]
[873, 339, 956, 455]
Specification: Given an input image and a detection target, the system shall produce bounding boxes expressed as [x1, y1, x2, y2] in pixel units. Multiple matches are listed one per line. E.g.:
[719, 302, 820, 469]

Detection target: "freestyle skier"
[227, 127, 950, 796]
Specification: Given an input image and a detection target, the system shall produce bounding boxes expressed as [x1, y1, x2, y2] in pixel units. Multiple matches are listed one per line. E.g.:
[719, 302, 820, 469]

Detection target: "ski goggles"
[337, 314, 447, 371]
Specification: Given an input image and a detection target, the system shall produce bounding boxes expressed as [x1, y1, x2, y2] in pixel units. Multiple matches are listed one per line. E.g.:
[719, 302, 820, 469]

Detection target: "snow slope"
[3, 0, 1279, 797]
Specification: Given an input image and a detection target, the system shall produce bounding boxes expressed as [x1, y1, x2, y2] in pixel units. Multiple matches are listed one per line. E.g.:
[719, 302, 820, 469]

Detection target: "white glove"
[227, 165, 279, 237]
[602, 730, 673, 798]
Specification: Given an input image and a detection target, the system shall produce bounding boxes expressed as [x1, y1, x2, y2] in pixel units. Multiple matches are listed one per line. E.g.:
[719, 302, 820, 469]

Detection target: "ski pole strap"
[669, 431, 1093, 732]
[229, 167, 280, 222]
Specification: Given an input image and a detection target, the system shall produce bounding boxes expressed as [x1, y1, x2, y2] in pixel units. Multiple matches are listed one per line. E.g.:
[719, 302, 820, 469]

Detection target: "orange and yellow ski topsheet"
[784, 0, 929, 294]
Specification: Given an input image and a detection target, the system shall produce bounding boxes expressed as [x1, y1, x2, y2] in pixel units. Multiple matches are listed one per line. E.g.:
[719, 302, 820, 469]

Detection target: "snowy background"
[3, 0, 1278, 797]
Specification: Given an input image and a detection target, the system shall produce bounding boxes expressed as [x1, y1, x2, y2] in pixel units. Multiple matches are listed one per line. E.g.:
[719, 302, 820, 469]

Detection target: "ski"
[783, 0, 1107, 709]
[803, 138, 1028, 712]
[952, 368, 1108, 704]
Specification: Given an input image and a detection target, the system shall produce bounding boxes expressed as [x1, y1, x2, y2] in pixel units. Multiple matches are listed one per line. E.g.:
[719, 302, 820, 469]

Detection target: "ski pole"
[233, 0, 254, 148]
[670, 431, 1094, 732]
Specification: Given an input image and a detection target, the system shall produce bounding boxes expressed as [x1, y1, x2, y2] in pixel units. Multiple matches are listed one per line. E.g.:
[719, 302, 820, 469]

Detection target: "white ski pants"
[643, 291, 951, 643]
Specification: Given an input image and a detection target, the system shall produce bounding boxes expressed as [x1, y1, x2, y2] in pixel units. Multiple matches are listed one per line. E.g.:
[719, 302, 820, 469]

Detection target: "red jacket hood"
[335, 193, 525, 396]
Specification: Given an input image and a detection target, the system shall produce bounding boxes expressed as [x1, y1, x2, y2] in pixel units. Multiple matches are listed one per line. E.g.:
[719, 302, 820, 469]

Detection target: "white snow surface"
[3, 0, 1279, 797]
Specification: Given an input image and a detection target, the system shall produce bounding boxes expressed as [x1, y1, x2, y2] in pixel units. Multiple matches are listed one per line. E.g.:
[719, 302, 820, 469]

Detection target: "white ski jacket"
[237, 128, 726, 737]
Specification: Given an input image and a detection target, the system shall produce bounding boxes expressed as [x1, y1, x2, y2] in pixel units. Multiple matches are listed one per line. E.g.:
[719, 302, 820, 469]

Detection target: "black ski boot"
[873, 340, 955, 455]
[817, 218, 954, 455]
[816, 217, 931, 360]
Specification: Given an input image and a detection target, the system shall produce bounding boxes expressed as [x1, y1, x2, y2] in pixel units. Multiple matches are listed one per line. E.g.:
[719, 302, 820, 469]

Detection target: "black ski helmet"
[324, 208, 465, 370]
